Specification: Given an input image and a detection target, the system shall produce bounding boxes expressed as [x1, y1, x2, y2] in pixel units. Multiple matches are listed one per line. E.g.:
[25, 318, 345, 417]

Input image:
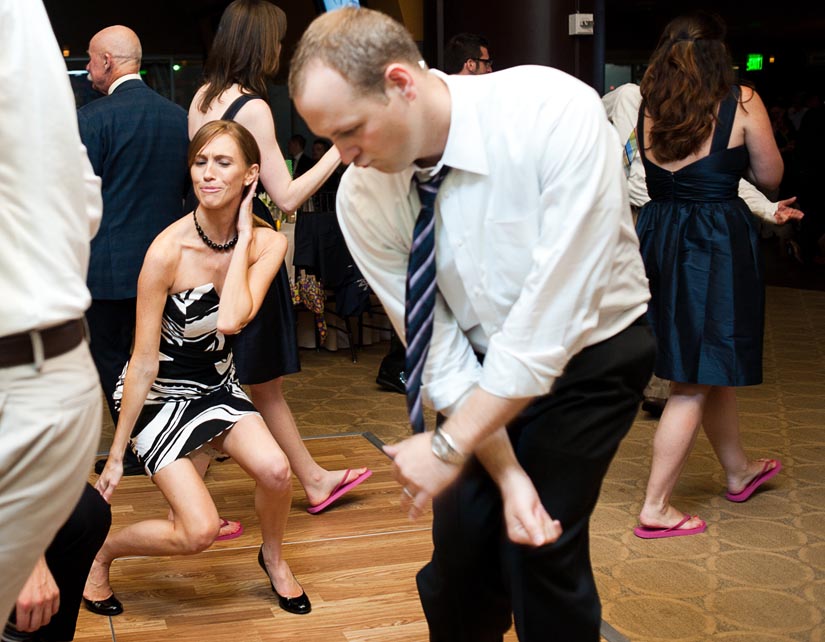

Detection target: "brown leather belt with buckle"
[0, 318, 86, 369]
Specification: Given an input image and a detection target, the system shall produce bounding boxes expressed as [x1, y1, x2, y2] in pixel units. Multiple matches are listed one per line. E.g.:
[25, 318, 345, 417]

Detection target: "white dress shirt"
[0, 0, 102, 337]
[337, 66, 650, 414]
[602, 82, 779, 221]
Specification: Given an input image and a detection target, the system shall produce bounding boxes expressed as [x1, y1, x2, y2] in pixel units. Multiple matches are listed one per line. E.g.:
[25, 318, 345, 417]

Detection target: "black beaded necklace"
[193, 208, 238, 252]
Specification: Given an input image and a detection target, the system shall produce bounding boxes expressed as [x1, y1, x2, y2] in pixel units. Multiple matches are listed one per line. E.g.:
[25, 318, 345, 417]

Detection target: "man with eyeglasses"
[444, 32, 493, 75]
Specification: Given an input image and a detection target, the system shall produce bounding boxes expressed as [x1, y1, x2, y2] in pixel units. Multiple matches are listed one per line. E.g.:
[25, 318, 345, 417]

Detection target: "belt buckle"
[29, 327, 46, 371]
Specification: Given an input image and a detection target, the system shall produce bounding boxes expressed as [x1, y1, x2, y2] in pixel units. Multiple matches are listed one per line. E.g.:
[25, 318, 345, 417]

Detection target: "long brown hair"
[640, 12, 738, 162]
[198, 0, 287, 112]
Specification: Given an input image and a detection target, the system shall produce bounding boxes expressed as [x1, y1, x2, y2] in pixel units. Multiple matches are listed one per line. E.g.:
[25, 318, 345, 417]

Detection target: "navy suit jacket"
[78, 79, 189, 299]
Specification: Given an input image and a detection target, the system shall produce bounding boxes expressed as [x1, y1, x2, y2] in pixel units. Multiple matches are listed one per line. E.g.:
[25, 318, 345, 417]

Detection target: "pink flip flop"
[725, 459, 782, 502]
[633, 514, 707, 539]
[215, 518, 244, 541]
[306, 469, 373, 514]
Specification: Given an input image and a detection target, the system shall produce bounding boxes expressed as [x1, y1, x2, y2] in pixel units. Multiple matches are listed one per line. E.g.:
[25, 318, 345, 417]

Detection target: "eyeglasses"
[471, 57, 493, 67]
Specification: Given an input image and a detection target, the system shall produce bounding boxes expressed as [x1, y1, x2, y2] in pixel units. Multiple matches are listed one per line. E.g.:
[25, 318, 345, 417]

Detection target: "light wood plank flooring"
[75, 435, 524, 642]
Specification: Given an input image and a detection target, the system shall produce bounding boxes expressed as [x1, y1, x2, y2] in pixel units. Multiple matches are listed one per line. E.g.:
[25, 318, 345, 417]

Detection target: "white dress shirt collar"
[428, 70, 489, 177]
[411, 70, 489, 180]
[108, 73, 142, 95]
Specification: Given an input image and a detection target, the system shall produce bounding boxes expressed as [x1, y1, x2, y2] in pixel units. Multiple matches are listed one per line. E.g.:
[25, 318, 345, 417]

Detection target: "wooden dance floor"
[75, 283, 825, 641]
[73, 434, 537, 642]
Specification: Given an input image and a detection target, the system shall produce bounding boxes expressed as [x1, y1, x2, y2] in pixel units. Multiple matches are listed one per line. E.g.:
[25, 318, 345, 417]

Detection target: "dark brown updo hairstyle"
[640, 12, 744, 163]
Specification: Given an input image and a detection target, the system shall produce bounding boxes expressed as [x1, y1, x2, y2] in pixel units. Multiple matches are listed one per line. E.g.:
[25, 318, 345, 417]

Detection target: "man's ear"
[385, 63, 416, 101]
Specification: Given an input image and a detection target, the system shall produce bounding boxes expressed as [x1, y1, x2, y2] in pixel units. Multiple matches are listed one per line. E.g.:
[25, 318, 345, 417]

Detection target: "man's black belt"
[0, 318, 86, 368]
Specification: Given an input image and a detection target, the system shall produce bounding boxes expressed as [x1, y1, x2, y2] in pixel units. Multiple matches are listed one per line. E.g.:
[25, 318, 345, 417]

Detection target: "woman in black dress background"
[188, 0, 371, 514]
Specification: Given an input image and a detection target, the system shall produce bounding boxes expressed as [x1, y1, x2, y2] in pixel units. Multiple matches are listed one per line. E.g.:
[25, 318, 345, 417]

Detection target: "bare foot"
[83, 558, 114, 601]
[638, 505, 704, 531]
[304, 467, 369, 507]
[216, 518, 243, 540]
[727, 458, 778, 496]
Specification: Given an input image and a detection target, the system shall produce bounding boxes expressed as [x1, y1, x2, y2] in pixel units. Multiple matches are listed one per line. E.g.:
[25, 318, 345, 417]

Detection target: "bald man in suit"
[78, 26, 190, 475]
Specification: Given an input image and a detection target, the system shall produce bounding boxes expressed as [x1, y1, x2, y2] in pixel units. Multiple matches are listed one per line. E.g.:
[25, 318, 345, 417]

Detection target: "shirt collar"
[426, 69, 489, 177]
[108, 73, 142, 95]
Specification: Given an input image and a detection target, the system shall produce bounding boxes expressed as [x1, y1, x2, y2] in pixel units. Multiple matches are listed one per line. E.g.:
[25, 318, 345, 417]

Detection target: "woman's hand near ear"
[237, 178, 258, 238]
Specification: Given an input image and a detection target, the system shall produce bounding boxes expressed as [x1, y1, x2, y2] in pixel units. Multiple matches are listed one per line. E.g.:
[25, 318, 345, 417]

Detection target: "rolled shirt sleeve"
[337, 67, 649, 418]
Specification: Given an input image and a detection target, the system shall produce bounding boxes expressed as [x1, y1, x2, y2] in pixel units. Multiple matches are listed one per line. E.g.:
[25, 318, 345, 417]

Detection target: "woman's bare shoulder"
[738, 84, 756, 102]
[253, 225, 285, 246]
[145, 218, 188, 273]
[234, 96, 275, 128]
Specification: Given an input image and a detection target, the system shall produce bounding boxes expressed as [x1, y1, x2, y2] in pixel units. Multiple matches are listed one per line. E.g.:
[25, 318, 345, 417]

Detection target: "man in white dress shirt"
[0, 0, 103, 621]
[290, 8, 655, 641]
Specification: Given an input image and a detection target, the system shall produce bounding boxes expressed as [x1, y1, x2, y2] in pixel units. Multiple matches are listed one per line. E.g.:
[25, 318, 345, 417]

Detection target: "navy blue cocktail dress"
[635, 87, 763, 386]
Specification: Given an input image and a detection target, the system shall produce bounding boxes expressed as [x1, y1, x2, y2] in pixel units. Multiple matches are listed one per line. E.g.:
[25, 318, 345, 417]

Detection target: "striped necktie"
[405, 165, 450, 434]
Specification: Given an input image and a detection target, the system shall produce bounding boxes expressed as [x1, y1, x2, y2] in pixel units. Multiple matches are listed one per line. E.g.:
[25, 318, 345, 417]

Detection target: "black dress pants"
[416, 320, 655, 642]
[6, 484, 111, 641]
[85, 299, 142, 468]
[85, 298, 136, 422]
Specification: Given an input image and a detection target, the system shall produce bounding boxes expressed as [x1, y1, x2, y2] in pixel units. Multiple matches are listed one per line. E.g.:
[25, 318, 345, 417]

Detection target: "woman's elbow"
[127, 359, 159, 384]
[274, 198, 298, 216]
[217, 312, 248, 336]
[753, 159, 784, 194]
[217, 319, 244, 336]
[760, 169, 783, 193]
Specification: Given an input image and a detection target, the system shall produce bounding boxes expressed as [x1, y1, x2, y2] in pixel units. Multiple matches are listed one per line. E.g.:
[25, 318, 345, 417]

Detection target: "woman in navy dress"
[83, 121, 310, 614]
[634, 13, 784, 538]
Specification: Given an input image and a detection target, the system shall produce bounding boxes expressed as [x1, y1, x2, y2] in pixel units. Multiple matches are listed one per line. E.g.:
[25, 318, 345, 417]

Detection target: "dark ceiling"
[45, 0, 825, 97]
[604, 0, 823, 57]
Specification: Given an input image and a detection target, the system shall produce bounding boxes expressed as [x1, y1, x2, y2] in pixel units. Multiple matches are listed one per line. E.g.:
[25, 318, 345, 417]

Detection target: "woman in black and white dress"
[83, 120, 310, 616]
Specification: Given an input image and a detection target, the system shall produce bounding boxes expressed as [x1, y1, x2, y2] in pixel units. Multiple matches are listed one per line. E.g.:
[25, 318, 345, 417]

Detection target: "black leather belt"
[0, 318, 86, 369]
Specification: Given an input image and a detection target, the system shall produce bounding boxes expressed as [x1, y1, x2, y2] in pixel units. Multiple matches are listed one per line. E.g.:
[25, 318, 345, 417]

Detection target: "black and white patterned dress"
[114, 283, 258, 476]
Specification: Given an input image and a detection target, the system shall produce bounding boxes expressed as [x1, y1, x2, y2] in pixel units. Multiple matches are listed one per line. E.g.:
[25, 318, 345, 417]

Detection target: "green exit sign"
[746, 53, 763, 71]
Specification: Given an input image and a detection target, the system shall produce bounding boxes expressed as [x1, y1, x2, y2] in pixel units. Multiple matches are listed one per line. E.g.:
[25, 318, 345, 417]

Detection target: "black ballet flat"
[82, 593, 124, 616]
[257, 546, 311, 615]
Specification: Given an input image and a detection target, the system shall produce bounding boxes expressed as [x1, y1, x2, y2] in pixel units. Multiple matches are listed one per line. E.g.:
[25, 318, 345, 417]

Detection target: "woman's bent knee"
[177, 523, 220, 554]
[256, 454, 291, 492]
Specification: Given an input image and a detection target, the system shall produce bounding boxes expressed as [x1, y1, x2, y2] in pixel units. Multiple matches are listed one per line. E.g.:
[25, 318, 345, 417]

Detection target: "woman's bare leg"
[167, 451, 240, 539]
[218, 415, 301, 597]
[638, 382, 709, 529]
[702, 386, 779, 494]
[84, 458, 219, 601]
[249, 377, 367, 506]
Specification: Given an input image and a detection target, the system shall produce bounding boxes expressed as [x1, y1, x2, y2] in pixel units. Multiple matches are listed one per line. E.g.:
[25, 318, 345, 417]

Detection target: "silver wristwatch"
[431, 427, 467, 465]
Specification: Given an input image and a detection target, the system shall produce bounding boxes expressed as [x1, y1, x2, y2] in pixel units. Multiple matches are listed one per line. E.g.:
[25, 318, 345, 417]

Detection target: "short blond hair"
[288, 7, 421, 99]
